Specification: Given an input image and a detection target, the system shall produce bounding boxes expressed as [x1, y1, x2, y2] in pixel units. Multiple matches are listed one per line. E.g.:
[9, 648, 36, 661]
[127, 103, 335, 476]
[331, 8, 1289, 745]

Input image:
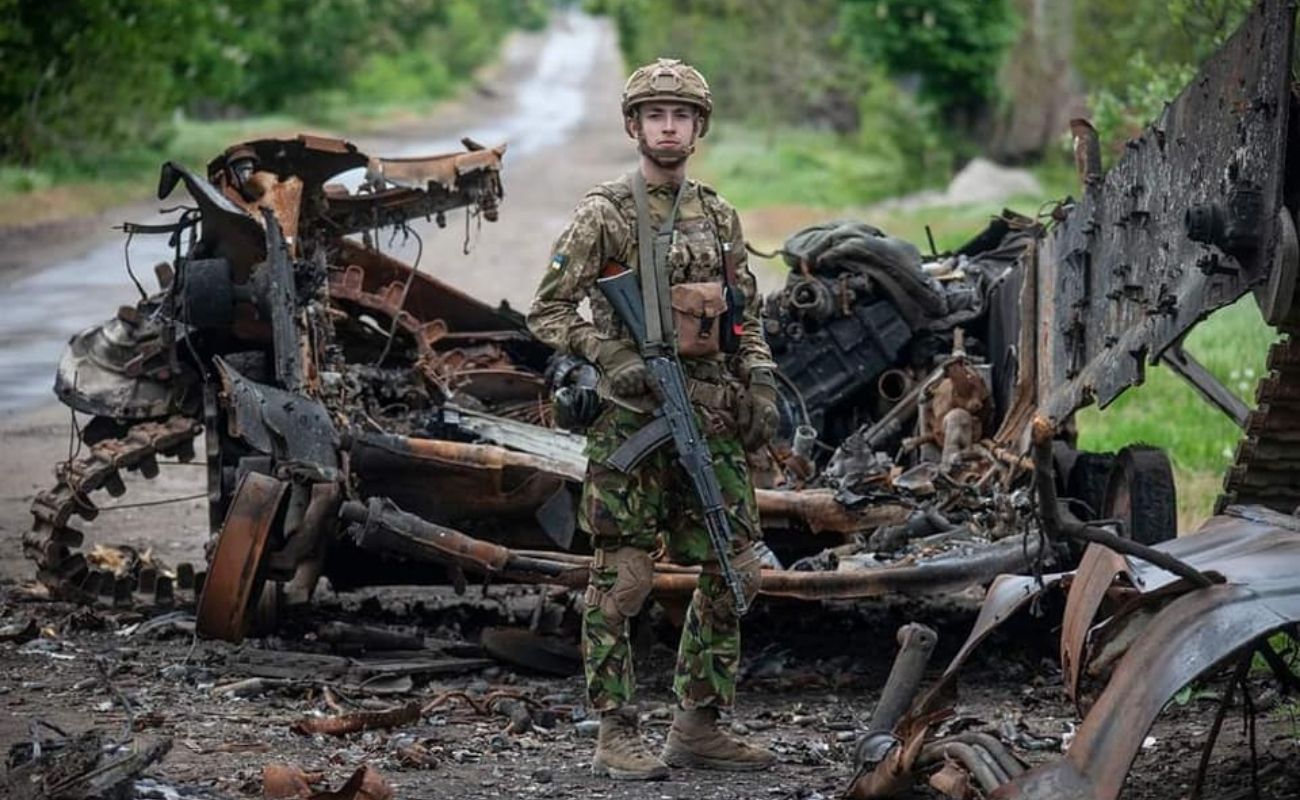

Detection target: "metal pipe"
[918, 741, 1004, 794]
[1030, 416, 1219, 588]
[341, 498, 1041, 601]
[946, 732, 1024, 778]
[754, 489, 910, 534]
[870, 624, 939, 732]
[854, 623, 939, 768]
[877, 369, 914, 403]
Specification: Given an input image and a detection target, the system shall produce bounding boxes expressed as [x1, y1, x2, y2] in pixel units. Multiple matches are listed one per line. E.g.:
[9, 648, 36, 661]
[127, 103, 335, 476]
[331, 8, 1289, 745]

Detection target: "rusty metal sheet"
[1036, 0, 1295, 425]
[1062, 504, 1300, 703]
[333, 239, 538, 337]
[196, 471, 288, 642]
[997, 576, 1300, 800]
[1060, 544, 1133, 703]
[913, 571, 1066, 716]
[206, 135, 368, 197]
[365, 144, 507, 191]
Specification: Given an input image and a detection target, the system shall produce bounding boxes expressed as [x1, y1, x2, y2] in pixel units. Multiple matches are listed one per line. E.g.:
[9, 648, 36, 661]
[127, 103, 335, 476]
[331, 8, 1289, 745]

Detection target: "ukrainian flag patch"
[549, 253, 567, 272]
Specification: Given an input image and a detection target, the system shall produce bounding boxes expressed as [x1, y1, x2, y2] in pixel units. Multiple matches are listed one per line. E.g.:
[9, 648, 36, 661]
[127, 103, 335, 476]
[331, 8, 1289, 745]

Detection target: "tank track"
[25, 415, 206, 605]
[1219, 325, 1300, 514]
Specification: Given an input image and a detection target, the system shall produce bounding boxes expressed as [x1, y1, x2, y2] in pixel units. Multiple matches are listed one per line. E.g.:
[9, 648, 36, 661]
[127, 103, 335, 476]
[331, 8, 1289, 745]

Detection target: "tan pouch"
[670, 281, 728, 358]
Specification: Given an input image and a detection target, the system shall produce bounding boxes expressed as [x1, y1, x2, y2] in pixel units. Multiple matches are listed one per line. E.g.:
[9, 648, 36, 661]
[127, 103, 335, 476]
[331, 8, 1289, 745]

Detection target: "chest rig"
[625, 172, 743, 359]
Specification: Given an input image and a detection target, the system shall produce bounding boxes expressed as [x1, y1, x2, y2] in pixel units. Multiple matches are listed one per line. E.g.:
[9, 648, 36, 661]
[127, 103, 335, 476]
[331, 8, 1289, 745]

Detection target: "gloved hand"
[737, 368, 780, 451]
[595, 340, 650, 396]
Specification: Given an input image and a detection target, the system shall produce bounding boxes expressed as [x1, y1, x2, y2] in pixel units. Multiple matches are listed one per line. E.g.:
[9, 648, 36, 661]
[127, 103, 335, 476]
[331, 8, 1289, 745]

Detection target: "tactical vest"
[586, 174, 739, 407]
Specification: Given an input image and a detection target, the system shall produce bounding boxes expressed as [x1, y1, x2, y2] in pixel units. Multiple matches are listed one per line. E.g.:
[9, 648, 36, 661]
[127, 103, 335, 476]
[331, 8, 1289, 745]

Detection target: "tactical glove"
[595, 340, 650, 397]
[738, 368, 780, 451]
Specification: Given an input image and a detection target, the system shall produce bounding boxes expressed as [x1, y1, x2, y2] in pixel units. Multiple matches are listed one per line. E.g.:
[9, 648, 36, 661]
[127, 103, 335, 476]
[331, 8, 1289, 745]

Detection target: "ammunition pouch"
[670, 282, 728, 358]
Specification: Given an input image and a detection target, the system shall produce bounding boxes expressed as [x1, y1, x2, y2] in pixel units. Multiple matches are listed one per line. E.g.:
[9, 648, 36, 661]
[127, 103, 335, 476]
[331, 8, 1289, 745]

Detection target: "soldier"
[527, 58, 780, 780]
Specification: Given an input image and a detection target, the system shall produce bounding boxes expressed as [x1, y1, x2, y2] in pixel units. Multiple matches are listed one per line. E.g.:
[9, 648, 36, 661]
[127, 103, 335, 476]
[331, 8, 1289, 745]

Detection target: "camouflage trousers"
[579, 404, 762, 712]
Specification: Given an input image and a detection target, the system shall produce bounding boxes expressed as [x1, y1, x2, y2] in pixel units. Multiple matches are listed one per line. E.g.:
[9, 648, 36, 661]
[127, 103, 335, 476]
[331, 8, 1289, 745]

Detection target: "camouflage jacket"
[528, 172, 775, 410]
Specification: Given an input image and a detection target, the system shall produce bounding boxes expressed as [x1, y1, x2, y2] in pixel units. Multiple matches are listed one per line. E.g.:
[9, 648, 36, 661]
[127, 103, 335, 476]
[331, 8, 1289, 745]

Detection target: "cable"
[122, 231, 148, 300]
[373, 223, 424, 367]
[96, 492, 208, 512]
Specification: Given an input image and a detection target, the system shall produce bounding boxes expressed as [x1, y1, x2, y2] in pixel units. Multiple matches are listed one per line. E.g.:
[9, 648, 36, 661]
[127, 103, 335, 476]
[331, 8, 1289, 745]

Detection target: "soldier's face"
[632, 102, 699, 166]
[639, 102, 698, 147]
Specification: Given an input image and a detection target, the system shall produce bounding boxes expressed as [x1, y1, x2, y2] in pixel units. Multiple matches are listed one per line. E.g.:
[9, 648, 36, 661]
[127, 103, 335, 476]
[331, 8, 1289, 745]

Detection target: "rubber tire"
[1102, 445, 1177, 545]
[1065, 450, 1117, 521]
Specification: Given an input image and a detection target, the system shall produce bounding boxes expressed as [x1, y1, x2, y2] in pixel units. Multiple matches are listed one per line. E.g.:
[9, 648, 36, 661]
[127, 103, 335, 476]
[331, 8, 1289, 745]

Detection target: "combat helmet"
[621, 58, 712, 136]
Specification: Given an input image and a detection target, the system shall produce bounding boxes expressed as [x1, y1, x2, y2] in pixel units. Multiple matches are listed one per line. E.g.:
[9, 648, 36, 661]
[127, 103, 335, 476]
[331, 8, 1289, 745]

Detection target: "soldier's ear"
[624, 112, 639, 140]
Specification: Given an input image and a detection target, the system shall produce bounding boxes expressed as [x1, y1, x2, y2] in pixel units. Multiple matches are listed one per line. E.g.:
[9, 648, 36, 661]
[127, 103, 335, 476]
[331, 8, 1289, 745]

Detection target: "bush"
[0, 0, 546, 170]
[1088, 55, 1195, 164]
[838, 0, 1019, 123]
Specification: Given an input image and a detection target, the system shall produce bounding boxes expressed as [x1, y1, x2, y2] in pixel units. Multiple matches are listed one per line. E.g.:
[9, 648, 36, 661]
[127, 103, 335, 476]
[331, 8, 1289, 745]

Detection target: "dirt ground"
[2, 10, 1299, 800]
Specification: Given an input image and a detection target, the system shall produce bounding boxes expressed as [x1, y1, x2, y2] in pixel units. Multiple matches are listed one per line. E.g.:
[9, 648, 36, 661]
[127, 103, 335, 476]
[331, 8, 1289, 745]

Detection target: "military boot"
[663, 706, 776, 771]
[592, 707, 670, 781]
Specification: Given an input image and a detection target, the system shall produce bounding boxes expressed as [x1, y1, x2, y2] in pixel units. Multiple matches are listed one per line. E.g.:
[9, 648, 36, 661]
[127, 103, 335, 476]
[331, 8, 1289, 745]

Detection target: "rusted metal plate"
[999, 579, 1300, 799]
[196, 471, 288, 642]
[366, 144, 507, 191]
[333, 239, 533, 335]
[1059, 544, 1133, 704]
[1036, 0, 1296, 426]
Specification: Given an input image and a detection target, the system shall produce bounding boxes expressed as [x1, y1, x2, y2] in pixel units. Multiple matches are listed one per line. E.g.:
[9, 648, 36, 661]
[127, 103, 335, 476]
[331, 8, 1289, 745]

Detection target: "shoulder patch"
[549, 253, 568, 272]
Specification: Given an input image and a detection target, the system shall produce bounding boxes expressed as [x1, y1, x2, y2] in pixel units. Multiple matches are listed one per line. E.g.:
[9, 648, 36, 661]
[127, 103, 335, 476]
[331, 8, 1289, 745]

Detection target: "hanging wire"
[65, 371, 83, 463]
[96, 491, 208, 512]
[373, 223, 424, 367]
[122, 231, 148, 300]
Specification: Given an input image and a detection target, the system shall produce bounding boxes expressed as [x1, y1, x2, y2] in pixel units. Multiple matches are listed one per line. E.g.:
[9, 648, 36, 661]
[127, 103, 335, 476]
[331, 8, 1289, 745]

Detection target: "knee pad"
[585, 546, 654, 625]
[700, 545, 762, 617]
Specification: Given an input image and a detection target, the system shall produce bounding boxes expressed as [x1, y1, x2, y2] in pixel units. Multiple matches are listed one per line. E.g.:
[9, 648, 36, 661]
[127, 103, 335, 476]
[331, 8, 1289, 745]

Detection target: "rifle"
[596, 262, 751, 614]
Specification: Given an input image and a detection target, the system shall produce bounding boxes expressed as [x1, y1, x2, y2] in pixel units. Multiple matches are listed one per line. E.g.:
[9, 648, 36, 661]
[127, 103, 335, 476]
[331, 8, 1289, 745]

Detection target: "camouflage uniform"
[527, 173, 775, 712]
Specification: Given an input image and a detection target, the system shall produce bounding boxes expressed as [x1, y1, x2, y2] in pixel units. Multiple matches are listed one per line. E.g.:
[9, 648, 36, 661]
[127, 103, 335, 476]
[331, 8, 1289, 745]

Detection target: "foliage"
[588, 0, 867, 132]
[838, 0, 1019, 122]
[1074, 0, 1252, 156]
[0, 0, 547, 167]
[696, 124, 921, 211]
[1088, 55, 1196, 165]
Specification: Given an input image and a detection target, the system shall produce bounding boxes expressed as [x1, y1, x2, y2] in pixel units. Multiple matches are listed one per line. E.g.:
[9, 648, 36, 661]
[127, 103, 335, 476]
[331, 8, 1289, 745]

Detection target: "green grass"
[1074, 299, 1272, 472]
[698, 124, 1277, 527]
[695, 123, 948, 210]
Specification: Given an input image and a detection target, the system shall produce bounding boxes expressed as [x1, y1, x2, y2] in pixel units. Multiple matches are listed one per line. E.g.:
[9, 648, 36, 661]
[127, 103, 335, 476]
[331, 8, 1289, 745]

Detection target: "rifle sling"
[630, 171, 688, 353]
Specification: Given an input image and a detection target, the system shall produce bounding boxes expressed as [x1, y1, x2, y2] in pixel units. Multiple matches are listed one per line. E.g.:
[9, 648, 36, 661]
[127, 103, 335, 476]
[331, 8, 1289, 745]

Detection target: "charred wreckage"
[19, 0, 1300, 797]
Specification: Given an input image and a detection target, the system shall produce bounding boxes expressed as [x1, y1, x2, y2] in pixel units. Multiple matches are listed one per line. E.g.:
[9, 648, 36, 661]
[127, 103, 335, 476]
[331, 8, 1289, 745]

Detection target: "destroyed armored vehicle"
[840, 2, 1300, 798]
[26, 0, 1299, 649]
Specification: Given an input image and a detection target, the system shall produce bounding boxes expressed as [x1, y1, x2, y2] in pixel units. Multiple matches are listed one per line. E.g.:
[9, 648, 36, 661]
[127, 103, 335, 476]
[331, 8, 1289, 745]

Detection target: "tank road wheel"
[196, 472, 288, 642]
[1102, 445, 1177, 545]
